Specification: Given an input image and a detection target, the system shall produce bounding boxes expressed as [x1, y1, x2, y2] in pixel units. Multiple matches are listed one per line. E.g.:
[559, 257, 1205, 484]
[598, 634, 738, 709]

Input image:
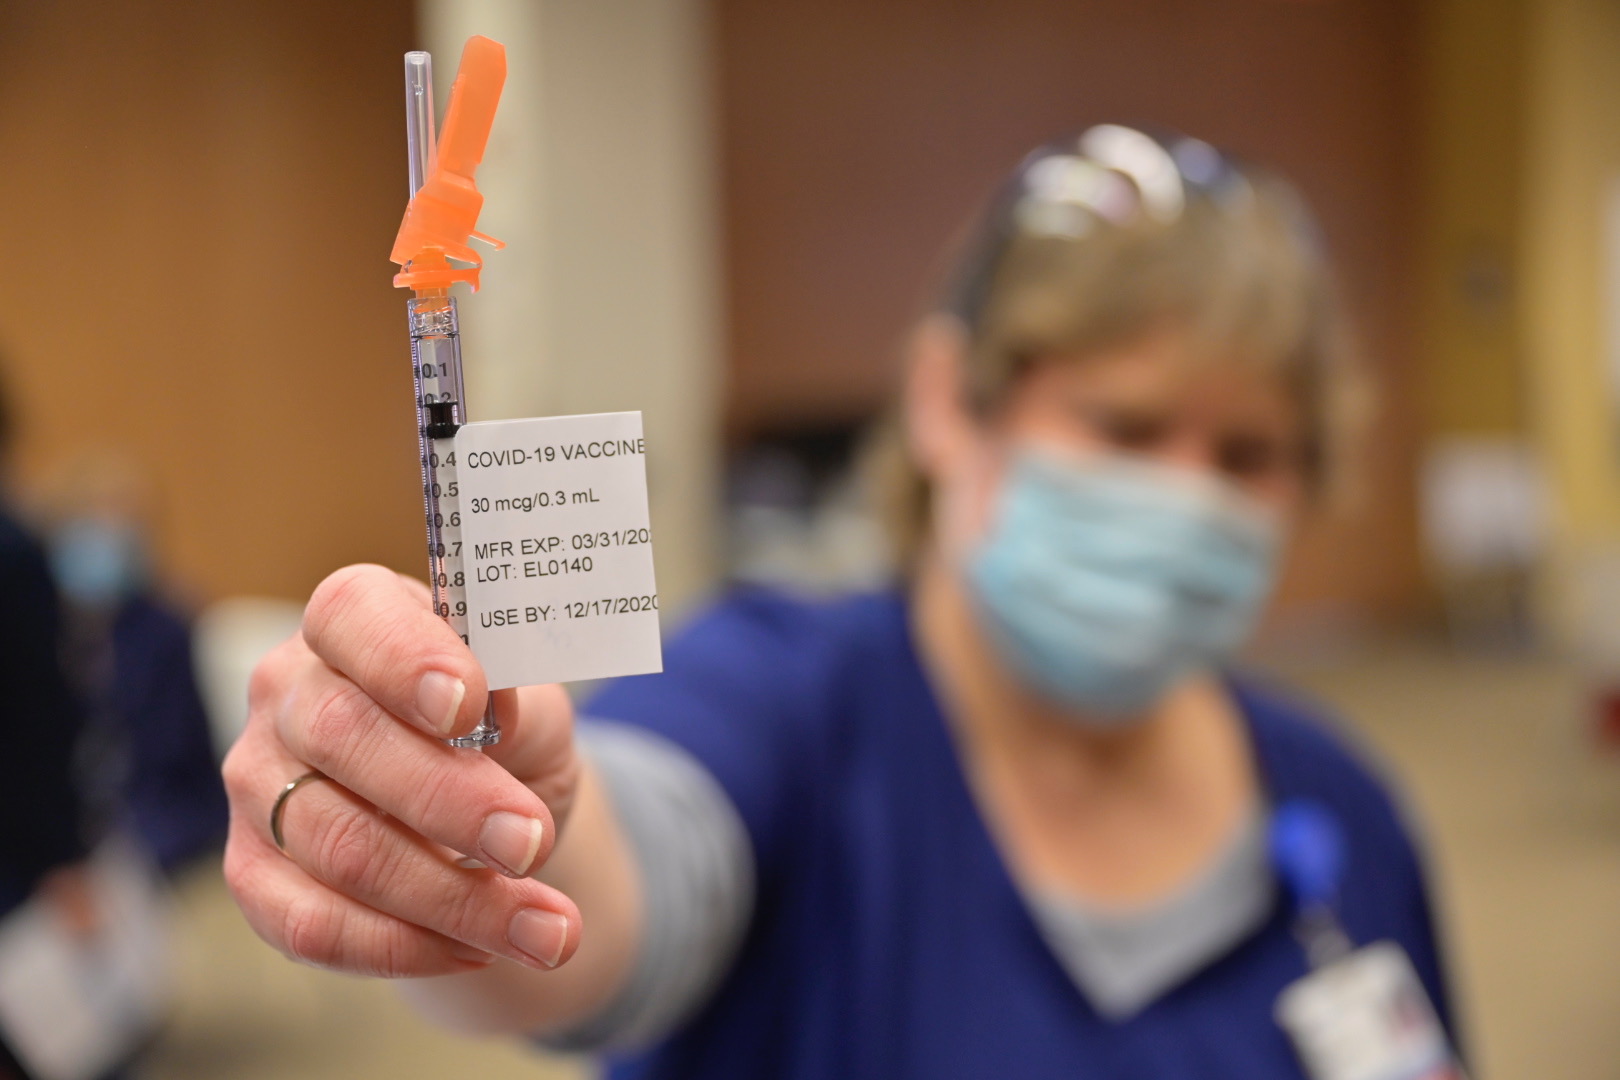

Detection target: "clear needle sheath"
[404, 51, 436, 196]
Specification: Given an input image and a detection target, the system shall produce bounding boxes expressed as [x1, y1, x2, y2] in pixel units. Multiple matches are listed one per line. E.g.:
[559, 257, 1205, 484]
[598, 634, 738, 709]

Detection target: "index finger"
[303, 564, 487, 739]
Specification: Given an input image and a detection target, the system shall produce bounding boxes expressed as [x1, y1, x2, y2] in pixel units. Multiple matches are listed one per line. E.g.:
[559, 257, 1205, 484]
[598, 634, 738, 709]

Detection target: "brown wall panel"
[717, 0, 1426, 625]
[0, 0, 420, 602]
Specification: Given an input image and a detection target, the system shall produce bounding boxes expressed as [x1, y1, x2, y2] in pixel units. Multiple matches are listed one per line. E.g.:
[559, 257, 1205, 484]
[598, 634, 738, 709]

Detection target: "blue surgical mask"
[966, 451, 1280, 722]
[49, 519, 146, 610]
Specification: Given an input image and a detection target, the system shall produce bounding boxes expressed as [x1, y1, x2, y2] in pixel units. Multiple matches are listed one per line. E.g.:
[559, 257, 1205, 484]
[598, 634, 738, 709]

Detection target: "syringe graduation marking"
[411, 297, 473, 646]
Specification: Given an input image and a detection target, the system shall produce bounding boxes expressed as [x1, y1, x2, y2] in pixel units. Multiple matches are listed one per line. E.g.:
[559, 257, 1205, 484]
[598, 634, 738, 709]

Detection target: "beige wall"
[1407, 0, 1620, 646]
[1518, 0, 1620, 640]
[1416, 0, 1527, 438]
[419, 0, 724, 612]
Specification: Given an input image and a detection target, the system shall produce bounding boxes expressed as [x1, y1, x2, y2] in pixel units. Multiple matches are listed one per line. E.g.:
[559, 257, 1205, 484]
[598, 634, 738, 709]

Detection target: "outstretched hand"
[222, 564, 585, 977]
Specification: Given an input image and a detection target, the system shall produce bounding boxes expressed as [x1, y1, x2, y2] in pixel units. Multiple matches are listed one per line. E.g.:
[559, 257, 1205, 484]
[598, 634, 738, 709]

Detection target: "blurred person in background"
[0, 372, 92, 1077]
[0, 431, 218, 1080]
[222, 128, 1461, 1078]
[38, 452, 228, 875]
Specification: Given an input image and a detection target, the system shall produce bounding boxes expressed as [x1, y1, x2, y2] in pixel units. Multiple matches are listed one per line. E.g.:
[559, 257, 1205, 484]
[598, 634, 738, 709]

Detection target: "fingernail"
[508, 908, 569, 969]
[478, 812, 544, 878]
[417, 671, 466, 734]
[451, 943, 498, 965]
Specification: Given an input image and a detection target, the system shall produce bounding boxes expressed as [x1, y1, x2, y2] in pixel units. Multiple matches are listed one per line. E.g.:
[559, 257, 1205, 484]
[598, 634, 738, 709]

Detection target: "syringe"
[392, 40, 509, 748]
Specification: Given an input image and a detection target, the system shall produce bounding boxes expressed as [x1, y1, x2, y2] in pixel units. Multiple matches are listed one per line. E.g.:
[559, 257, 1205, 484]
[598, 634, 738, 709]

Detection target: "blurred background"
[0, 0, 1617, 1076]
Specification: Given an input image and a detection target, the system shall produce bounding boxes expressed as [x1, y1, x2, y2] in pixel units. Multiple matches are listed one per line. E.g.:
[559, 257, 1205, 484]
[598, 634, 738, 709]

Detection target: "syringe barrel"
[408, 294, 463, 626]
[402, 51, 499, 749]
[407, 293, 498, 748]
[409, 293, 466, 416]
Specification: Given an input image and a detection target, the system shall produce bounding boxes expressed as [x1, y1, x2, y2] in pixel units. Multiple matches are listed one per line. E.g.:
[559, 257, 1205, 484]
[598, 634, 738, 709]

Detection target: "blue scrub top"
[584, 587, 1456, 1080]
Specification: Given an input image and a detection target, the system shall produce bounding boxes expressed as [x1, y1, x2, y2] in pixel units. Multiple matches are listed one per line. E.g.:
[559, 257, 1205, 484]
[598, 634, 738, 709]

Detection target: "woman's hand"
[222, 563, 585, 978]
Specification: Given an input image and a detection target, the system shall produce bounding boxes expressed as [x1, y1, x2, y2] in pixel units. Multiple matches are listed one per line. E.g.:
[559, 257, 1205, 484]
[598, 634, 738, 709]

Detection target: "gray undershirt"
[542, 719, 1274, 1052]
[1028, 812, 1273, 1018]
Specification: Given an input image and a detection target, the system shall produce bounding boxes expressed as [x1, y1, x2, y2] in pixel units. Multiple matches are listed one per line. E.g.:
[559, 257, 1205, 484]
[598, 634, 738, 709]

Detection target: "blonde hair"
[868, 139, 1367, 568]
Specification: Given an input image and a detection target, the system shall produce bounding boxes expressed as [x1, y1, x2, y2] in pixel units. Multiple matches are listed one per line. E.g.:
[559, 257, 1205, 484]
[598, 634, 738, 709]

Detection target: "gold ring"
[270, 771, 328, 855]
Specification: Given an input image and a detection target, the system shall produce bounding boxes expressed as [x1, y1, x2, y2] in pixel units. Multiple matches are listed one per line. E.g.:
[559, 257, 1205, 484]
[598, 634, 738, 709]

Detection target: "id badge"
[1275, 942, 1463, 1080]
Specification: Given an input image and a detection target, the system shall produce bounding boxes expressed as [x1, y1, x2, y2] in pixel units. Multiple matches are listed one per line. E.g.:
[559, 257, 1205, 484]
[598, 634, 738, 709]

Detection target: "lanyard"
[1269, 799, 1354, 968]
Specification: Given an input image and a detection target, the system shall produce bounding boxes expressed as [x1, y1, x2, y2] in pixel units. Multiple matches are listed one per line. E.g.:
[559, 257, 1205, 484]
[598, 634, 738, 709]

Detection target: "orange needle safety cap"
[390, 35, 507, 292]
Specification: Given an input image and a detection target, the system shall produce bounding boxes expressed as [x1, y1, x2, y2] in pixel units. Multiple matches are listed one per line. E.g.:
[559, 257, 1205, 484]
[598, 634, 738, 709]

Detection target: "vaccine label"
[454, 411, 663, 689]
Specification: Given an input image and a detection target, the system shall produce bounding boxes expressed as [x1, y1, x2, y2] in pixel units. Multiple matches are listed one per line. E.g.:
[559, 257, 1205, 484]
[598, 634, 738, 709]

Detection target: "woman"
[223, 126, 1459, 1078]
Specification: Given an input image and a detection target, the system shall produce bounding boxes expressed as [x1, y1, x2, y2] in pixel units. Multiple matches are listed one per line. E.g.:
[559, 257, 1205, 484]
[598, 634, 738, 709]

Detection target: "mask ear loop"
[1270, 799, 1354, 969]
[943, 178, 1025, 334]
